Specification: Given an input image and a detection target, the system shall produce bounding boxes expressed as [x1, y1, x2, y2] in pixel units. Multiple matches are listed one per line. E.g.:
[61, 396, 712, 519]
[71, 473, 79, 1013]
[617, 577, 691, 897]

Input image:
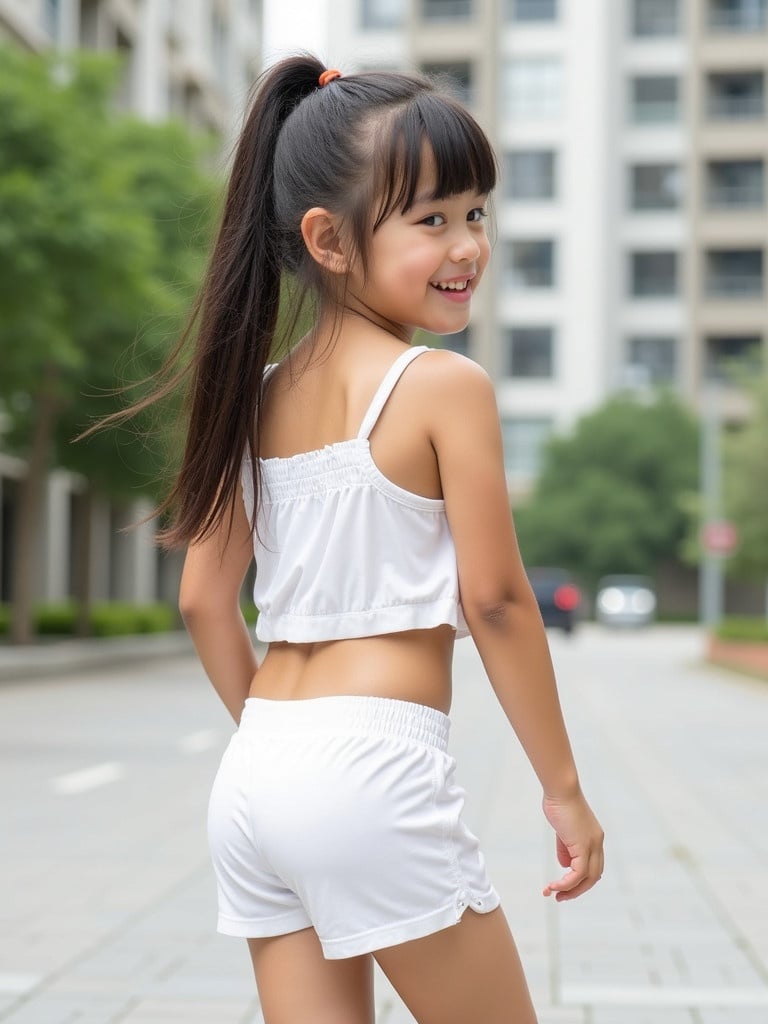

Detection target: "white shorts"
[207, 695, 500, 959]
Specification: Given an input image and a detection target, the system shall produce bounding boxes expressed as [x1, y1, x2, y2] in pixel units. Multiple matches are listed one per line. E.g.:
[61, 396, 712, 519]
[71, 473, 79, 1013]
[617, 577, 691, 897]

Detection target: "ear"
[300, 207, 349, 275]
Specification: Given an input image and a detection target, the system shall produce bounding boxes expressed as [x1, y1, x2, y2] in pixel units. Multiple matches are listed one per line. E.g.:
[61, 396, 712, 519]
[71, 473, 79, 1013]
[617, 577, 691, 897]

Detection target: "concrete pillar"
[135, 0, 168, 120]
[42, 470, 72, 602]
[88, 496, 112, 601]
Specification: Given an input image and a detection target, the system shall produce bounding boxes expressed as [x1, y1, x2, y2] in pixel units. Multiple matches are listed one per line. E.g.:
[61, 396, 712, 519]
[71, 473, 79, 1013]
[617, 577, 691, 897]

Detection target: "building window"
[630, 76, 680, 123]
[630, 251, 679, 297]
[629, 163, 682, 210]
[501, 417, 553, 478]
[421, 0, 472, 20]
[506, 0, 558, 21]
[705, 249, 764, 297]
[708, 0, 767, 32]
[707, 71, 765, 120]
[705, 335, 763, 379]
[632, 0, 680, 36]
[706, 159, 764, 208]
[504, 240, 556, 289]
[422, 62, 473, 105]
[362, 0, 406, 28]
[503, 327, 555, 378]
[502, 58, 562, 120]
[626, 336, 678, 385]
[504, 150, 557, 201]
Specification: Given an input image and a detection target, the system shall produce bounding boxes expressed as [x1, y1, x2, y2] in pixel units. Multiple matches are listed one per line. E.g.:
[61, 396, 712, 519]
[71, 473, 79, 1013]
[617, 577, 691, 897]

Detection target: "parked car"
[527, 567, 582, 634]
[595, 574, 656, 628]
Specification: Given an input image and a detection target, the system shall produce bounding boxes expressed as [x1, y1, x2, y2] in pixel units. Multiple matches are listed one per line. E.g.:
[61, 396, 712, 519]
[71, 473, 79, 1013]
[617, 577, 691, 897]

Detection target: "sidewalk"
[0, 632, 195, 683]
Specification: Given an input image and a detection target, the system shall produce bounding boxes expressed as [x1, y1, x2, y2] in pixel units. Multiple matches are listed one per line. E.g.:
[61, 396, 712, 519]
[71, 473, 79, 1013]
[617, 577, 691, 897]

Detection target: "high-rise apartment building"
[0, 0, 263, 607]
[325, 0, 767, 494]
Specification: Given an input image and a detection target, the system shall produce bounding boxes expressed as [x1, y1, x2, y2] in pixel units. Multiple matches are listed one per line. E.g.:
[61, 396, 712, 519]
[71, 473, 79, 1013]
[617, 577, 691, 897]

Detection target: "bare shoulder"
[408, 347, 497, 430]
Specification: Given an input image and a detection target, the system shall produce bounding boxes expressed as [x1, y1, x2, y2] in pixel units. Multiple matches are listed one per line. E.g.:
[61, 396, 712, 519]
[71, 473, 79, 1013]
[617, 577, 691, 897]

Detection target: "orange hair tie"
[318, 69, 342, 87]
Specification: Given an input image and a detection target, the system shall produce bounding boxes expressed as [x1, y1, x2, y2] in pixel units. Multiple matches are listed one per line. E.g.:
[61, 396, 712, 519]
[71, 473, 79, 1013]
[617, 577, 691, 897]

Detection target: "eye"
[468, 207, 488, 222]
[420, 214, 446, 227]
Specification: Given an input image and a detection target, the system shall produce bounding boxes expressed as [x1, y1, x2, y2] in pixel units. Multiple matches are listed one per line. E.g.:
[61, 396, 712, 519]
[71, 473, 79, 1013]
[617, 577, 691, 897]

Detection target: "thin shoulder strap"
[356, 345, 430, 440]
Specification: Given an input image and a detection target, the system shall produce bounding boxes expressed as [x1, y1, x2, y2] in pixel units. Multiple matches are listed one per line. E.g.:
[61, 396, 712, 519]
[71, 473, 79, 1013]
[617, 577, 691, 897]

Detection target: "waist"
[239, 694, 450, 752]
[250, 626, 455, 713]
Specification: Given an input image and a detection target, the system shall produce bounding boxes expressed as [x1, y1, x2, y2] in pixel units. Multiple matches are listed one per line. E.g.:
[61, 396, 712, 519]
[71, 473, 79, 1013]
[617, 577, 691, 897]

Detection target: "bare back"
[249, 330, 456, 713]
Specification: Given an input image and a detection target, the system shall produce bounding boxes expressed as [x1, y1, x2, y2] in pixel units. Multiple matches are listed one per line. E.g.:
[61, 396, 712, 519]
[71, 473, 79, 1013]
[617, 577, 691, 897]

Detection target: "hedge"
[715, 617, 768, 644]
[0, 602, 178, 638]
[0, 601, 259, 638]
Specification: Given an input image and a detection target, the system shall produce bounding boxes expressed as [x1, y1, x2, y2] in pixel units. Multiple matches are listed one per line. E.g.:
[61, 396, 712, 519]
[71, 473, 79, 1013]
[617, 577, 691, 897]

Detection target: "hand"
[541, 790, 604, 901]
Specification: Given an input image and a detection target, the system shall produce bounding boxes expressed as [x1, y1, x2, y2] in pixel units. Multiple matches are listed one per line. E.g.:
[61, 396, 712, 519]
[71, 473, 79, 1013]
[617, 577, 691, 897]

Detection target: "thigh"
[374, 907, 538, 1024]
[247, 927, 374, 1024]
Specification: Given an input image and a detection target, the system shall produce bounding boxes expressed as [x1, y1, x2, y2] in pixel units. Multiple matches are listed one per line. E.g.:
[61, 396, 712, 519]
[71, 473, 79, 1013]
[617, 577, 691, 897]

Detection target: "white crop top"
[241, 345, 470, 643]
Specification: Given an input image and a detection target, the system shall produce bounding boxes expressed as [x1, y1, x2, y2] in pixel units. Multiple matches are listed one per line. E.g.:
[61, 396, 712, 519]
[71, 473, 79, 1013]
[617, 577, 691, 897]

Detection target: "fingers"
[543, 850, 604, 901]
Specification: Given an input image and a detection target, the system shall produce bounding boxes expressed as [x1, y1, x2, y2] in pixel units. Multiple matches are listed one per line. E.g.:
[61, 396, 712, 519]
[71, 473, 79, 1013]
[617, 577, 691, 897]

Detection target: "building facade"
[0, 0, 263, 607]
[322, 0, 767, 495]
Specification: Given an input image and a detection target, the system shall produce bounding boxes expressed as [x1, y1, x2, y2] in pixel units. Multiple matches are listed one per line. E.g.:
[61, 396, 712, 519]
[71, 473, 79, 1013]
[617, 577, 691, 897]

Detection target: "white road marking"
[177, 729, 219, 754]
[561, 984, 768, 1007]
[0, 973, 41, 994]
[51, 761, 124, 795]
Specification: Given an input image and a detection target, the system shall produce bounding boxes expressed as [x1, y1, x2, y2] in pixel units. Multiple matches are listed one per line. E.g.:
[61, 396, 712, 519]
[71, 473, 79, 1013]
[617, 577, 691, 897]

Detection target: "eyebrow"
[411, 190, 486, 206]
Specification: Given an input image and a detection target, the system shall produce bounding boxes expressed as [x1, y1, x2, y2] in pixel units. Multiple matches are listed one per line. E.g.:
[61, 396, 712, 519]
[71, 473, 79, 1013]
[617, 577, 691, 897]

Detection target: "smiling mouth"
[430, 279, 471, 292]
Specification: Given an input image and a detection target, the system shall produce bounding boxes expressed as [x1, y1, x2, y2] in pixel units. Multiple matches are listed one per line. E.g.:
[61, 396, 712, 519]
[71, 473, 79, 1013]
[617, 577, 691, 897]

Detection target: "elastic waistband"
[239, 695, 450, 751]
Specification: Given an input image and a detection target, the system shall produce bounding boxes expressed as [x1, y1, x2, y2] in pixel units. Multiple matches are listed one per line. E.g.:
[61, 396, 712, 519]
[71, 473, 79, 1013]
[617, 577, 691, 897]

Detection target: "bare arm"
[428, 352, 604, 900]
[178, 487, 258, 724]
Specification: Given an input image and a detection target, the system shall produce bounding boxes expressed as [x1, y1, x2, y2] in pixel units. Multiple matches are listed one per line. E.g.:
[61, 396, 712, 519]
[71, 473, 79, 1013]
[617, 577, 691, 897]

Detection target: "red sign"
[702, 521, 738, 554]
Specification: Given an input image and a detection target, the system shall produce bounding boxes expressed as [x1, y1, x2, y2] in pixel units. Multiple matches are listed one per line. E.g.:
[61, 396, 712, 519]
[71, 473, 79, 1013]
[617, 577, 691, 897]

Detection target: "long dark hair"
[125, 54, 496, 548]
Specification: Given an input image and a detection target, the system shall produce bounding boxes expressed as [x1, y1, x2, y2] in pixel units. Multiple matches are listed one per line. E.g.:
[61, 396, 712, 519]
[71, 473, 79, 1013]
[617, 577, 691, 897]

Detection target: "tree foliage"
[723, 375, 768, 581]
[513, 392, 699, 587]
[0, 46, 217, 641]
[0, 45, 217, 495]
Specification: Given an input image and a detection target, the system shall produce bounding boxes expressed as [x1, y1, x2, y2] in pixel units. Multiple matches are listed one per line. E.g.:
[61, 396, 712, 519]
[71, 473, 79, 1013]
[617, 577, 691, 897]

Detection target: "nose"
[450, 227, 482, 264]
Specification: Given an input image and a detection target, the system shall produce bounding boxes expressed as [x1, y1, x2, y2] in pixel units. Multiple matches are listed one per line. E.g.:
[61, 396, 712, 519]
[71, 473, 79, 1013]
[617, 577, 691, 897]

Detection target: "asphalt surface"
[1, 625, 766, 1023]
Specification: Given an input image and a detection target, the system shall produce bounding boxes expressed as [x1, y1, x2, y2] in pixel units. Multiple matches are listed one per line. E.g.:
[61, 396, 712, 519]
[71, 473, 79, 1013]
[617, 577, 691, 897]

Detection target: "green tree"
[514, 392, 699, 589]
[0, 47, 216, 642]
[723, 375, 768, 581]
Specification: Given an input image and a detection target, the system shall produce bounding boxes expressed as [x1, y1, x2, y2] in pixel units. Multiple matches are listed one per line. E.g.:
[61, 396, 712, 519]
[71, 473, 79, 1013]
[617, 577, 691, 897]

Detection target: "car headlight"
[597, 587, 626, 614]
[630, 589, 656, 615]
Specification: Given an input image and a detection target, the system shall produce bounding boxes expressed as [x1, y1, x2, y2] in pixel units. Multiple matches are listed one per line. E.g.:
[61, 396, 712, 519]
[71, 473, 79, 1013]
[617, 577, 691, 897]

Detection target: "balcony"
[420, 0, 473, 20]
[707, 72, 765, 121]
[706, 160, 764, 209]
[708, 0, 766, 32]
[705, 249, 764, 297]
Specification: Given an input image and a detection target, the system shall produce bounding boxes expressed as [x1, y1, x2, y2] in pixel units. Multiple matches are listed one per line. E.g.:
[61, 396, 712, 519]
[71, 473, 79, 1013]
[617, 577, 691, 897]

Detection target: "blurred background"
[1, 6, 768, 1024]
[0, 0, 767, 658]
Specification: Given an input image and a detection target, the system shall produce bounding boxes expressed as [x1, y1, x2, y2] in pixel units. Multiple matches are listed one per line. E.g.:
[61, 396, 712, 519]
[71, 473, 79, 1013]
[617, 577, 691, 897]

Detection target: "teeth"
[433, 280, 468, 291]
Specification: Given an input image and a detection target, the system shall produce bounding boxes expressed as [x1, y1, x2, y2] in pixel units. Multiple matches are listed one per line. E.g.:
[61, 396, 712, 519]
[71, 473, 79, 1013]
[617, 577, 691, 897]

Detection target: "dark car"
[527, 567, 582, 634]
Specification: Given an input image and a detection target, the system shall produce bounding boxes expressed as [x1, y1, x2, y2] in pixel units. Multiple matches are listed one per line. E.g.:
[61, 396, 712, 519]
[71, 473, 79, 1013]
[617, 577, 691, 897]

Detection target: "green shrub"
[715, 617, 768, 644]
[89, 602, 176, 637]
[35, 602, 78, 635]
[0, 604, 10, 636]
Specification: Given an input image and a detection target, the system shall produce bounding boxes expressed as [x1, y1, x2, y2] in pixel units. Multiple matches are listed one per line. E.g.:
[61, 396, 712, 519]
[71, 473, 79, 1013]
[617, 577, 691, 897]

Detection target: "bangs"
[371, 93, 497, 230]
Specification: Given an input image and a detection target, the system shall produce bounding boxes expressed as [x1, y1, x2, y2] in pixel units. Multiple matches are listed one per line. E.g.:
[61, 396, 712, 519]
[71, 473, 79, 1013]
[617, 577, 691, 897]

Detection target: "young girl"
[176, 55, 604, 1024]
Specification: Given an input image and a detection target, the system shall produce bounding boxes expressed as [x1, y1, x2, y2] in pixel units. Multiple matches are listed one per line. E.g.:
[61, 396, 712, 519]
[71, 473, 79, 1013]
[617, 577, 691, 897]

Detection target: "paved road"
[1, 626, 766, 1023]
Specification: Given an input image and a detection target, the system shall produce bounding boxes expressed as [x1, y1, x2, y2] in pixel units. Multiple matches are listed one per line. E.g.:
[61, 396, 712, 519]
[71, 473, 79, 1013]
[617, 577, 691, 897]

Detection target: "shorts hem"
[217, 908, 312, 938]
[319, 887, 501, 960]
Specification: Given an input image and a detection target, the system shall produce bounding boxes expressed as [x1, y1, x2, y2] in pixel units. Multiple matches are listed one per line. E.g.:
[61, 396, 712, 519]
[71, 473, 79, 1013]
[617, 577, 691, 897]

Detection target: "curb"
[0, 631, 196, 683]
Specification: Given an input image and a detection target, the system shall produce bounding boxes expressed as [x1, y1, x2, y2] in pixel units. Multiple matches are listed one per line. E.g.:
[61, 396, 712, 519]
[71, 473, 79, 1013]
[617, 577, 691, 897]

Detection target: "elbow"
[463, 587, 540, 631]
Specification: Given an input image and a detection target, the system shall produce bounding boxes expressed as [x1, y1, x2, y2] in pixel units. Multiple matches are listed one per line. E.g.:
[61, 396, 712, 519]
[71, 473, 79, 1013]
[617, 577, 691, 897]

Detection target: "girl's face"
[346, 163, 491, 341]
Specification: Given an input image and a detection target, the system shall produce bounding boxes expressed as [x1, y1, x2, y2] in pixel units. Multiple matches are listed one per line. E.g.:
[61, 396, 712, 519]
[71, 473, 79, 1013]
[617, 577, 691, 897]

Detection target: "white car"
[596, 575, 656, 628]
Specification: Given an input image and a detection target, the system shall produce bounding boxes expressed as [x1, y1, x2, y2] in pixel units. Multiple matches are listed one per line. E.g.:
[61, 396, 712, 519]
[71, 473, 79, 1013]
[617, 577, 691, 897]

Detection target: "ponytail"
[157, 55, 325, 548]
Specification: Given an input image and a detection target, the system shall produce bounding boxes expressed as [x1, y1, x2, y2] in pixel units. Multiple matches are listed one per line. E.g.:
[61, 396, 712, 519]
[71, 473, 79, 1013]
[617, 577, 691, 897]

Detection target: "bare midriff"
[248, 624, 456, 715]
